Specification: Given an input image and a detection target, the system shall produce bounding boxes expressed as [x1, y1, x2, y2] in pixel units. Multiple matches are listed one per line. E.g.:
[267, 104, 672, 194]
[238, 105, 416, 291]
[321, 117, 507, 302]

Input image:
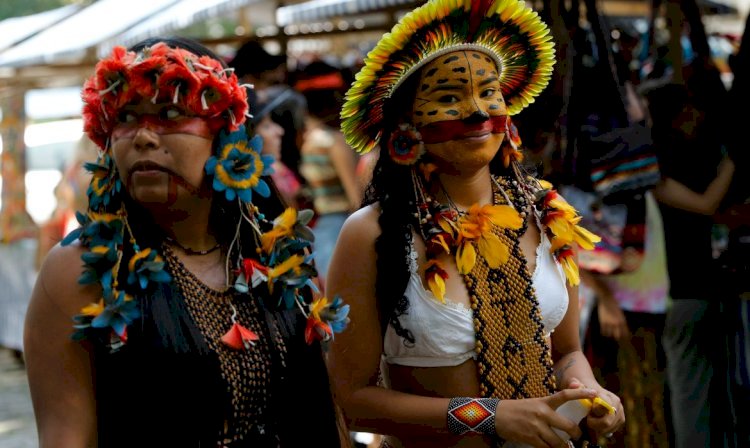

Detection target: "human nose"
[132, 126, 160, 151]
[456, 93, 489, 122]
[463, 109, 490, 124]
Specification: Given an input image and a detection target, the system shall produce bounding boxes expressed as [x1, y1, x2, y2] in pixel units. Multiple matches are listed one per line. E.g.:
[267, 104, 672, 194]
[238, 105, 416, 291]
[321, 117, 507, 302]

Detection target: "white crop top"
[383, 232, 569, 367]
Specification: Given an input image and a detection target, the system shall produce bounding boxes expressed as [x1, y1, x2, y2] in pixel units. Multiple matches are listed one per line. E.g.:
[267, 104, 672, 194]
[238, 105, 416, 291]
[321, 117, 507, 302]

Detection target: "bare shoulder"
[327, 204, 381, 286]
[34, 242, 99, 316]
[338, 204, 381, 244]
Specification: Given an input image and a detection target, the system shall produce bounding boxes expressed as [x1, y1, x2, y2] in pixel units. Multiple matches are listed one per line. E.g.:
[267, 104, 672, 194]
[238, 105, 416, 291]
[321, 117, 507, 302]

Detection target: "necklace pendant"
[221, 321, 260, 350]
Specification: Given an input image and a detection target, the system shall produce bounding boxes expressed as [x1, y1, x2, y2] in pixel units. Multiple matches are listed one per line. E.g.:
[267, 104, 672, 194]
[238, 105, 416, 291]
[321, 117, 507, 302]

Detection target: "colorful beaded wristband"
[447, 397, 500, 436]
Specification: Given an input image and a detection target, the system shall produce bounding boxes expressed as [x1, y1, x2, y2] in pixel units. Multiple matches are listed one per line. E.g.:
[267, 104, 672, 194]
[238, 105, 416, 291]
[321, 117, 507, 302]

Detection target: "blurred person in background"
[230, 40, 308, 189]
[246, 88, 301, 207]
[295, 60, 361, 283]
[645, 51, 735, 448]
[716, 12, 750, 446]
[580, 190, 671, 448]
[575, 25, 673, 447]
[35, 136, 98, 269]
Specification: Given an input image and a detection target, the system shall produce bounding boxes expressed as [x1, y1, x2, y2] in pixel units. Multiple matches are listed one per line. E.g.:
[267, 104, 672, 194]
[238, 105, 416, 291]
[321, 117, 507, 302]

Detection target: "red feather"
[469, 0, 494, 39]
[221, 322, 259, 350]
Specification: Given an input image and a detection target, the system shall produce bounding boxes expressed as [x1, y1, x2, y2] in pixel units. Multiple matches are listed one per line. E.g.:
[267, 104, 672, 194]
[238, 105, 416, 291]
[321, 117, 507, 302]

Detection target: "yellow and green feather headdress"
[341, 0, 555, 154]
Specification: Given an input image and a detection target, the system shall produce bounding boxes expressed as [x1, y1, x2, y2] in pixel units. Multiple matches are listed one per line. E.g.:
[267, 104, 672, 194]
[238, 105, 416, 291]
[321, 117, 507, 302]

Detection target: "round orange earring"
[387, 123, 425, 165]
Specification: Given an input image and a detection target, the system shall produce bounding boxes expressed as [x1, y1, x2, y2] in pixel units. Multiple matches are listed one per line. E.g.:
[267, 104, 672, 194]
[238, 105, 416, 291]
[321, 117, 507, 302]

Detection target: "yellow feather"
[574, 225, 601, 250]
[486, 205, 523, 229]
[561, 257, 580, 285]
[456, 242, 477, 274]
[427, 274, 446, 303]
[439, 217, 457, 236]
[81, 299, 105, 317]
[267, 254, 304, 292]
[478, 232, 510, 268]
[548, 217, 574, 242]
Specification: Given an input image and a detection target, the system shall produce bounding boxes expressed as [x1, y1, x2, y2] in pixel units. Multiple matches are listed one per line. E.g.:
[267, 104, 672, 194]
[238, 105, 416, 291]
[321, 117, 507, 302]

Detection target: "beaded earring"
[387, 123, 425, 165]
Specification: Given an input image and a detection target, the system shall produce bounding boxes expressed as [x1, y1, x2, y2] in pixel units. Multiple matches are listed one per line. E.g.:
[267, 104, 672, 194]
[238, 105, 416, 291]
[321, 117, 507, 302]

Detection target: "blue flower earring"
[205, 124, 275, 202]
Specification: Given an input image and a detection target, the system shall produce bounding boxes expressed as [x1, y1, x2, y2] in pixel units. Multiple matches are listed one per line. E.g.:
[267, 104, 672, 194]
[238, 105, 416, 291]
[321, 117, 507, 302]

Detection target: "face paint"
[112, 114, 213, 140]
[126, 161, 204, 188]
[420, 115, 508, 144]
[412, 50, 506, 143]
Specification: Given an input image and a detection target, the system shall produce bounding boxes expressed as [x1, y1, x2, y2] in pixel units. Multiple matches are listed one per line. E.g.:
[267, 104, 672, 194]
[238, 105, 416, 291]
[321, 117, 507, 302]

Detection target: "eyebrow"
[428, 84, 465, 94]
[479, 76, 499, 87]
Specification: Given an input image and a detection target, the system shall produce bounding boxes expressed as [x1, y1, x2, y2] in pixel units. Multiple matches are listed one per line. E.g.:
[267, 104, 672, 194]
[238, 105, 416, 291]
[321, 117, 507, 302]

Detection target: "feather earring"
[502, 116, 524, 168]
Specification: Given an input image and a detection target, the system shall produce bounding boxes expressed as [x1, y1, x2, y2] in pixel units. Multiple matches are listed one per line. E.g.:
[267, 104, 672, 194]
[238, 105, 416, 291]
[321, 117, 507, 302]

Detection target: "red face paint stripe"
[167, 174, 179, 206]
[112, 116, 214, 140]
[418, 115, 508, 144]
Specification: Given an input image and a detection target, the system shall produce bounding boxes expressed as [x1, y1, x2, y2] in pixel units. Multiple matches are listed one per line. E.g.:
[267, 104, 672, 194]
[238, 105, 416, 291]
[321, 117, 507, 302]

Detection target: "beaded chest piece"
[411, 171, 556, 399]
[462, 177, 556, 399]
[164, 244, 285, 444]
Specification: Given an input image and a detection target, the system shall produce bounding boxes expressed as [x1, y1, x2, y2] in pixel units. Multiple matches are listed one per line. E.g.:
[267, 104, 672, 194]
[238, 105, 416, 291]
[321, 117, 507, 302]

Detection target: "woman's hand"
[597, 300, 630, 342]
[569, 378, 625, 439]
[495, 387, 597, 448]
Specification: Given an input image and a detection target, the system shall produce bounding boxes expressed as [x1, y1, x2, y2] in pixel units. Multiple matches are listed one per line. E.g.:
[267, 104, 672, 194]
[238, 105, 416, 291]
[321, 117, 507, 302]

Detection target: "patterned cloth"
[601, 192, 669, 314]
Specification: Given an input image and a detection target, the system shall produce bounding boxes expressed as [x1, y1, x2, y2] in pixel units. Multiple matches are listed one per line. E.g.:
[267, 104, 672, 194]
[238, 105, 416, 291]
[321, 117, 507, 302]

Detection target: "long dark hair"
[100, 36, 340, 448]
[363, 67, 527, 343]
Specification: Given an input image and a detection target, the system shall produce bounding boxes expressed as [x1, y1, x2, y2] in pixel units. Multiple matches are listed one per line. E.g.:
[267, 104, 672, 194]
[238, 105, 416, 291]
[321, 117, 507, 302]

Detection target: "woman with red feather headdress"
[24, 36, 347, 447]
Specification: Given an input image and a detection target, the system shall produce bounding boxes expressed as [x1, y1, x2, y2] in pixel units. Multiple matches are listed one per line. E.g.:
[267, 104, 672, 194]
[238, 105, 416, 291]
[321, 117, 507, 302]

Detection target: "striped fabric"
[587, 123, 660, 198]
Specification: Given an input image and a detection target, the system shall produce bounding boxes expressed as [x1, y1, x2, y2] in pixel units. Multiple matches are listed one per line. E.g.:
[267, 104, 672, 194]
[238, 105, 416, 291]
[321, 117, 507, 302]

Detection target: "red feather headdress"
[82, 43, 249, 149]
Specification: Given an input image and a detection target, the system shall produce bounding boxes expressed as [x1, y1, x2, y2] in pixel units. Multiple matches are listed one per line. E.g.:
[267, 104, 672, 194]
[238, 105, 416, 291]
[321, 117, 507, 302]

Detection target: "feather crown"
[340, 0, 555, 154]
[82, 43, 249, 150]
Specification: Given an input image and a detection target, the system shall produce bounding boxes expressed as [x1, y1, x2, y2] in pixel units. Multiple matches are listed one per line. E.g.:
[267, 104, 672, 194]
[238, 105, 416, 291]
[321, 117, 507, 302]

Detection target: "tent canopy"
[0, 0, 181, 68]
[0, 4, 82, 53]
[0, 0, 263, 71]
[277, 0, 420, 26]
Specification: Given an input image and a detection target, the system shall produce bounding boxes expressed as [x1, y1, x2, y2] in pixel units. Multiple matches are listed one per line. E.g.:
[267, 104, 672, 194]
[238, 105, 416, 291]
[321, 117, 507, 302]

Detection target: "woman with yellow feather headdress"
[325, 0, 625, 446]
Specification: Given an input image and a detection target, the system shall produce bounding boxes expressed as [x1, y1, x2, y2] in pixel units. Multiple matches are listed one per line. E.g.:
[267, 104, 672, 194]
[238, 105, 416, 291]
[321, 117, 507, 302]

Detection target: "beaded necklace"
[164, 236, 222, 256]
[164, 244, 286, 444]
[410, 169, 556, 400]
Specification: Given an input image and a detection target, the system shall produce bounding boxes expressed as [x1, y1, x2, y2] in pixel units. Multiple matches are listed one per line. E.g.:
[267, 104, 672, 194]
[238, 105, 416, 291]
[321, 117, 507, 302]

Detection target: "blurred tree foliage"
[0, 0, 80, 22]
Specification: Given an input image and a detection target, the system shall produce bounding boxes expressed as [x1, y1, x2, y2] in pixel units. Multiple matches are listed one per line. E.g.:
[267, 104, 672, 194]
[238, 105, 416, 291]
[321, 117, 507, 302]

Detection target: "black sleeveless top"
[94, 249, 340, 447]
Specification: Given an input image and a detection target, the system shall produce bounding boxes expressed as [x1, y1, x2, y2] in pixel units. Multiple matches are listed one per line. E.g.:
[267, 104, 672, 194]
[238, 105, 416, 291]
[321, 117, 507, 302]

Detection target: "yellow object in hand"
[592, 396, 616, 415]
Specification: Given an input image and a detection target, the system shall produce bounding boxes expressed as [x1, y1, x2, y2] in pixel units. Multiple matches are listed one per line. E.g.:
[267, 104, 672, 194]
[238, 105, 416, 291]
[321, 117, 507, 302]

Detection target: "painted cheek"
[465, 53, 503, 116]
[111, 116, 213, 140]
[486, 95, 506, 116]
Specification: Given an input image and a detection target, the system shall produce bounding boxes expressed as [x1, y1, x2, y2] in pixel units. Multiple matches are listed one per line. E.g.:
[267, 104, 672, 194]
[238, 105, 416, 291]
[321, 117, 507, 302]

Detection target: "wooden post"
[0, 89, 38, 243]
[277, 0, 289, 57]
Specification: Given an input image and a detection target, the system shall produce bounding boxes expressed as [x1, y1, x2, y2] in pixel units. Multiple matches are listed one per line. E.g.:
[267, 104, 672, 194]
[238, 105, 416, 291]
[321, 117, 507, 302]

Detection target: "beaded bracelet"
[446, 397, 500, 436]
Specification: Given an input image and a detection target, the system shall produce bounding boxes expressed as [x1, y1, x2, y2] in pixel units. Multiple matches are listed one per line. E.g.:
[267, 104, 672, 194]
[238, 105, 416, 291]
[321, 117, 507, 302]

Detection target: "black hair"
[363, 65, 523, 344]
[229, 40, 287, 80]
[295, 61, 350, 128]
[131, 36, 225, 64]
[98, 36, 340, 447]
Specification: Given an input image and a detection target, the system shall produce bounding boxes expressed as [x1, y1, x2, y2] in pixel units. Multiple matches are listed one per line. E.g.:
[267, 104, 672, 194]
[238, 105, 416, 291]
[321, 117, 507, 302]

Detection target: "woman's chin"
[130, 188, 170, 206]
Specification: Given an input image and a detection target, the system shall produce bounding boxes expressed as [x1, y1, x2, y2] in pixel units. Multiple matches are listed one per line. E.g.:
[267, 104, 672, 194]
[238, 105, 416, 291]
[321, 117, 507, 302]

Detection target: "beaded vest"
[465, 176, 556, 400]
[164, 245, 287, 445]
